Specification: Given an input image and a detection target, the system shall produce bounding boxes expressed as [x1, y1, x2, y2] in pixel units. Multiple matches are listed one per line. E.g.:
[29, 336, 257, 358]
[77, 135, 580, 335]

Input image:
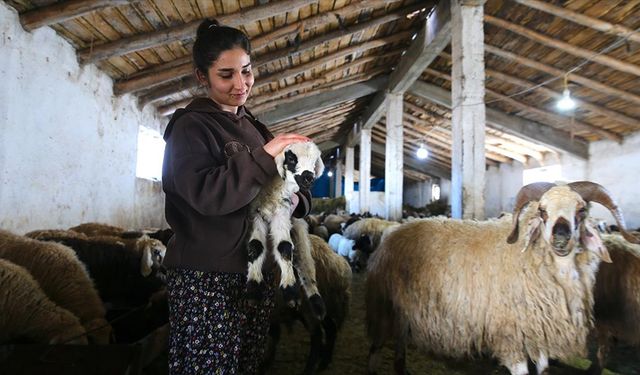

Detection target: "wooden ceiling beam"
[20, 0, 131, 31]
[78, 0, 318, 64]
[349, 0, 451, 147]
[423, 67, 622, 142]
[409, 80, 589, 159]
[257, 76, 388, 125]
[513, 0, 640, 44]
[485, 44, 640, 107]
[484, 15, 640, 77]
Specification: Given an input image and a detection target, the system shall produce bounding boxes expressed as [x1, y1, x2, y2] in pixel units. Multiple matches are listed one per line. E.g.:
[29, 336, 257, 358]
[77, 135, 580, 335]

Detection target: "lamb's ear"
[581, 222, 611, 263]
[314, 156, 324, 178]
[274, 151, 286, 179]
[521, 216, 543, 252]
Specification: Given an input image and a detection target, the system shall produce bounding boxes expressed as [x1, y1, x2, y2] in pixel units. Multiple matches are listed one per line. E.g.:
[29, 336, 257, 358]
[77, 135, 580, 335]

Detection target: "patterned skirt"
[166, 268, 275, 375]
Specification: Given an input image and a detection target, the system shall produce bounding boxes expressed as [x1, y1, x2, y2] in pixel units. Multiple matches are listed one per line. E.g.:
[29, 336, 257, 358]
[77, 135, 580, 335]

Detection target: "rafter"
[20, 0, 131, 31]
[513, 0, 640, 44]
[484, 15, 640, 77]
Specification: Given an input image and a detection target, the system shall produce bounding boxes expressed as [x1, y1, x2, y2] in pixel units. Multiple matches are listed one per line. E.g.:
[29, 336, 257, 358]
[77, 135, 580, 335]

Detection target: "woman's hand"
[263, 133, 310, 158]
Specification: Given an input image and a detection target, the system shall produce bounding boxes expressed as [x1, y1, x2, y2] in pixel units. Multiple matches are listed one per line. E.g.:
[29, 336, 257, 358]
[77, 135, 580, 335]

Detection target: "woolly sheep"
[263, 234, 352, 374]
[311, 224, 329, 241]
[588, 233, 640, 374]
[0, 229, 111, 344]
[0, 259, 87, 345]
[322, 214, 347, 236]
[246, 141, 324, 306]
[25, 230, 166, 308]
[343, 218, 399, 254]
[366, 181, 639, 375]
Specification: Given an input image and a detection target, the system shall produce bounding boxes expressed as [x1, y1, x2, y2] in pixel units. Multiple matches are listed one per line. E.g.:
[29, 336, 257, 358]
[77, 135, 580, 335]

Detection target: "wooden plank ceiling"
[6, 0, 640, 182]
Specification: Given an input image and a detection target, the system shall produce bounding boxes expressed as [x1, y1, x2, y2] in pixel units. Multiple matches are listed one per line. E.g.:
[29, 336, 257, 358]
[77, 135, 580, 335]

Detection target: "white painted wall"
[404, 179, 432, 208]
[484, 162, 524, 218]
[0, 3, 166, 234]
[347, 192, 385, 217]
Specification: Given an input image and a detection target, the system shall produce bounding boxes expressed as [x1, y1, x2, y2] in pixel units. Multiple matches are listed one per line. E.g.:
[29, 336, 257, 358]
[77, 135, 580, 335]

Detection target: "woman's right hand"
[263, 133, 311, 158]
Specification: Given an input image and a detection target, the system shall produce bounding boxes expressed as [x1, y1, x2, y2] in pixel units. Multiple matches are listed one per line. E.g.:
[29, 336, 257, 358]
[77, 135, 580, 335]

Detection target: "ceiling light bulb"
[556, 88, 576, 111]
[416, 144, 429, 159]
[327, 171, 333, 177]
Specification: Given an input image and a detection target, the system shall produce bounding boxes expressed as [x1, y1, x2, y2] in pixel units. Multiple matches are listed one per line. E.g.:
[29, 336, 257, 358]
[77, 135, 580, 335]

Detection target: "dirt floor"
[266, 272, 640, 375]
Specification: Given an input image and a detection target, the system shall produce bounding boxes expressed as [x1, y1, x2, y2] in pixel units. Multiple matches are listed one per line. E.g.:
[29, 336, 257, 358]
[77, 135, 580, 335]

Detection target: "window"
[522, 164, 562, 186]
[136, 126, 165, 181]
[431, 184, 440, 202]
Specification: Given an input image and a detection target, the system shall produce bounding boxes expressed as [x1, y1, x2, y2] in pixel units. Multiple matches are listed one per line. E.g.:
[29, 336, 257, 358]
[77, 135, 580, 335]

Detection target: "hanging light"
[556, 74, 576, 111]
[327, 171, 333, 177]
[416, 143, 429, 159]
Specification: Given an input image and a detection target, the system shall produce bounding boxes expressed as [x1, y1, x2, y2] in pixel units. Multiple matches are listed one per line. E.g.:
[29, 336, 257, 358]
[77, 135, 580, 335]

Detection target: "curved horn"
[568, 181, 640, 244]
[507, 182, 556, 244]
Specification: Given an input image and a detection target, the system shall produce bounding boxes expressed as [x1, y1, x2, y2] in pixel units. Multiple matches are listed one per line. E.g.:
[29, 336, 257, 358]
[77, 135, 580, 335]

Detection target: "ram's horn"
[568, 181, 639, 244]
[507, 182, 556, 244]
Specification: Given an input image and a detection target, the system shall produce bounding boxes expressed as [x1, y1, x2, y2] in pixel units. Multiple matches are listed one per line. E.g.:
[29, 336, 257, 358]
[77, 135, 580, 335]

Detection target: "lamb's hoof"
[281, 285, 298, 307]
[246, 280, 264, 304]
[308, 293, 326, 320]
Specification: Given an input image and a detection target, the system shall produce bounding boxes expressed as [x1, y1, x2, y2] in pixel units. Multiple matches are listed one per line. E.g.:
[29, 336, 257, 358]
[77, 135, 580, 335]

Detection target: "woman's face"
[202, 47, 254, 113]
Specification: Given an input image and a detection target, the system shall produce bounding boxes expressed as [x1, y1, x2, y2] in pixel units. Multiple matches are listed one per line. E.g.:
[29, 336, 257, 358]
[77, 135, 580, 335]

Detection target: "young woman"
[162, 18, 312, 374]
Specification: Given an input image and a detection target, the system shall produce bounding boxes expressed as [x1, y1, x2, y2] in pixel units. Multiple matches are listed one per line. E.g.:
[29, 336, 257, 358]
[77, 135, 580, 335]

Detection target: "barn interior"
[0, 0, 639, 374]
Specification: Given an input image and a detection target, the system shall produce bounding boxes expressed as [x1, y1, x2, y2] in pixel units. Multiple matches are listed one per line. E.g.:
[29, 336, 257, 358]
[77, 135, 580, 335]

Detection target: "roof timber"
[409, 81, 589, 159]
[115, 4, 421, 95]
[20, 0, 131, 31]
[485, 15, 640, 78]
[513, 0, 640, 45]
[258, 76, 388, 124]
[347, 0, 451, 147]
[423, 67, 623, 142]
[484, 44, 640, 107]
[78, 0, 318, 64]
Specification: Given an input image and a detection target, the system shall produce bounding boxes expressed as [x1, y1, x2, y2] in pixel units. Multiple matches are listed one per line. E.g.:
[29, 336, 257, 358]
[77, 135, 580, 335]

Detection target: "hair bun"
[196, 19, 220, 38]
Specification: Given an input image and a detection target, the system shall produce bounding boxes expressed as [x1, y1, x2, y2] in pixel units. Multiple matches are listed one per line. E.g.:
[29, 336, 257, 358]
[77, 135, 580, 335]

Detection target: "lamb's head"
[507, 181, 639, 261]
[275, 141, 324, 192]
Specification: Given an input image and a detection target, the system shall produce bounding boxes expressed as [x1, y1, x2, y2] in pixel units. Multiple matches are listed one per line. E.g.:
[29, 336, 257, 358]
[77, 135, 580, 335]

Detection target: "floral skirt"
[166, 268, 275, 375]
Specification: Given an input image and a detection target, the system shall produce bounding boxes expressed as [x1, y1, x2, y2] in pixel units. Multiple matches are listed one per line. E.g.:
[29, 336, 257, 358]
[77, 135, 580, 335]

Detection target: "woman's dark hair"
[193, 19, 251, 75]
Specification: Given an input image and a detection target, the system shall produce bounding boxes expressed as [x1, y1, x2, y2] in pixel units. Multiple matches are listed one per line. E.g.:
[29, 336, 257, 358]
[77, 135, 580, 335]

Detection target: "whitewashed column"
[384, 93, 404, 221]
[451, 0, 486, 219]
[344, 147, 355, 213]
[334, 159, 343, 198]
[359, 128, 372, 214]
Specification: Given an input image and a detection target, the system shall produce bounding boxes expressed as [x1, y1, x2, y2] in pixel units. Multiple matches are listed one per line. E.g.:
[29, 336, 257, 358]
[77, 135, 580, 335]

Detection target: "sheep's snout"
[295, 170, 316, 190]
[551, 217, 573, 255]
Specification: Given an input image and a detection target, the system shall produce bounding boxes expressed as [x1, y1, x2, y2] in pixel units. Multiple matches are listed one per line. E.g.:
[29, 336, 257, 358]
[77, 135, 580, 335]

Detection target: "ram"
[366, 181, 639, 375]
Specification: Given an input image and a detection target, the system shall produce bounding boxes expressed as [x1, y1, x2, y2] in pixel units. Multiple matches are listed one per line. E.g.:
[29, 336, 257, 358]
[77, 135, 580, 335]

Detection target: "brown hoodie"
[162, 98, 310, 273]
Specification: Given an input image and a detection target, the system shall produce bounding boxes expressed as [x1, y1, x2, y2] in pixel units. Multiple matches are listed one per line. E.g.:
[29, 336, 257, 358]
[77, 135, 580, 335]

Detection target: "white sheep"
[366, 181, 639, 375]
[246, 141, 324, 305]
[588, 233, 640, 374]
[0, 229, 111, 344]
[0, 258, 87, 345]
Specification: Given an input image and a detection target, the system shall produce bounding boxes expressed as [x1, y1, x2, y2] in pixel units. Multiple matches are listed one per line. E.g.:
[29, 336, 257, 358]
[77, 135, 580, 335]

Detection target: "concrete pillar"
[345, 147, 355, 213]
[384, 93, 404, 221]
[335, 159, 343, 198]
[450, 0, 486, 220]
[359, 128, 372, 214]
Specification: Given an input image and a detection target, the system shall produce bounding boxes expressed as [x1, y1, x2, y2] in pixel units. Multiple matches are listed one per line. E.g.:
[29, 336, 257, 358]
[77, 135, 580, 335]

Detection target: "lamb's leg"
[291, 218, 326, 320]
[246, 216, 269, 302]
[535, 352, 549, 375]
[302, 323, 323, 375]
[270, 208, 298, 304]
[587, 326, 611, 375]
[506, 361, 529, 375]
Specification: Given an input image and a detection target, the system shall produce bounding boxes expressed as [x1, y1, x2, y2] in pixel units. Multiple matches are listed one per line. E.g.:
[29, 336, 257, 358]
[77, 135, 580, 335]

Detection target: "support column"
[359, 129, 372, 214]
[335, 159, 343, 198]
[344, 147, 355, 213]
[384, 93, 404, 221]
[451, 0, 486, 220]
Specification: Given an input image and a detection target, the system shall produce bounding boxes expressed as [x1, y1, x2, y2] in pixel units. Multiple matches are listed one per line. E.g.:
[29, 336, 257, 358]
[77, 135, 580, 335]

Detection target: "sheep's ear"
[521, 217, 543, 252]
[314, 156, 324, 178]
[581, 222, 611, 263]
[274, 151, 286, 179]
[140, 245, 153, 277]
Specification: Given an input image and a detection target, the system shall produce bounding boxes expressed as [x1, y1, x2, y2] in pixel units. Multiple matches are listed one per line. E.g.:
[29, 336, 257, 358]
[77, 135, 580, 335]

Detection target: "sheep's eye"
[576, 207, 587, 221]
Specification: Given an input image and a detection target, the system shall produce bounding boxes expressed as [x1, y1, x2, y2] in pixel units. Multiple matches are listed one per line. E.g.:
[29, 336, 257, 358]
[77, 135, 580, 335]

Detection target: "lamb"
[0, 258, 88, 345]
[25, 230, 166, 308]
[263, 234, 352, 374]
[246, 141, 325, 306]
[588, 233, 640, 374]
[0, 229, 111, 344]
[322, 214, 348, 236]
[366, 181, 639, 375]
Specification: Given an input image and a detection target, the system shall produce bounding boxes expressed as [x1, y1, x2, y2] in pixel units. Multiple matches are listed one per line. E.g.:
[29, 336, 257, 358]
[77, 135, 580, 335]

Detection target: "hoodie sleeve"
[292, 190, 312, 218]
[163, 114, 278, 216]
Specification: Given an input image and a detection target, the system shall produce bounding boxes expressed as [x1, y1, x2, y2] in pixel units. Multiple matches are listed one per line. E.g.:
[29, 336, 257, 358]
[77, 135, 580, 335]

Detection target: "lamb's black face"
[284, 150, 298, 174]
[295, 171, 315, 190]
